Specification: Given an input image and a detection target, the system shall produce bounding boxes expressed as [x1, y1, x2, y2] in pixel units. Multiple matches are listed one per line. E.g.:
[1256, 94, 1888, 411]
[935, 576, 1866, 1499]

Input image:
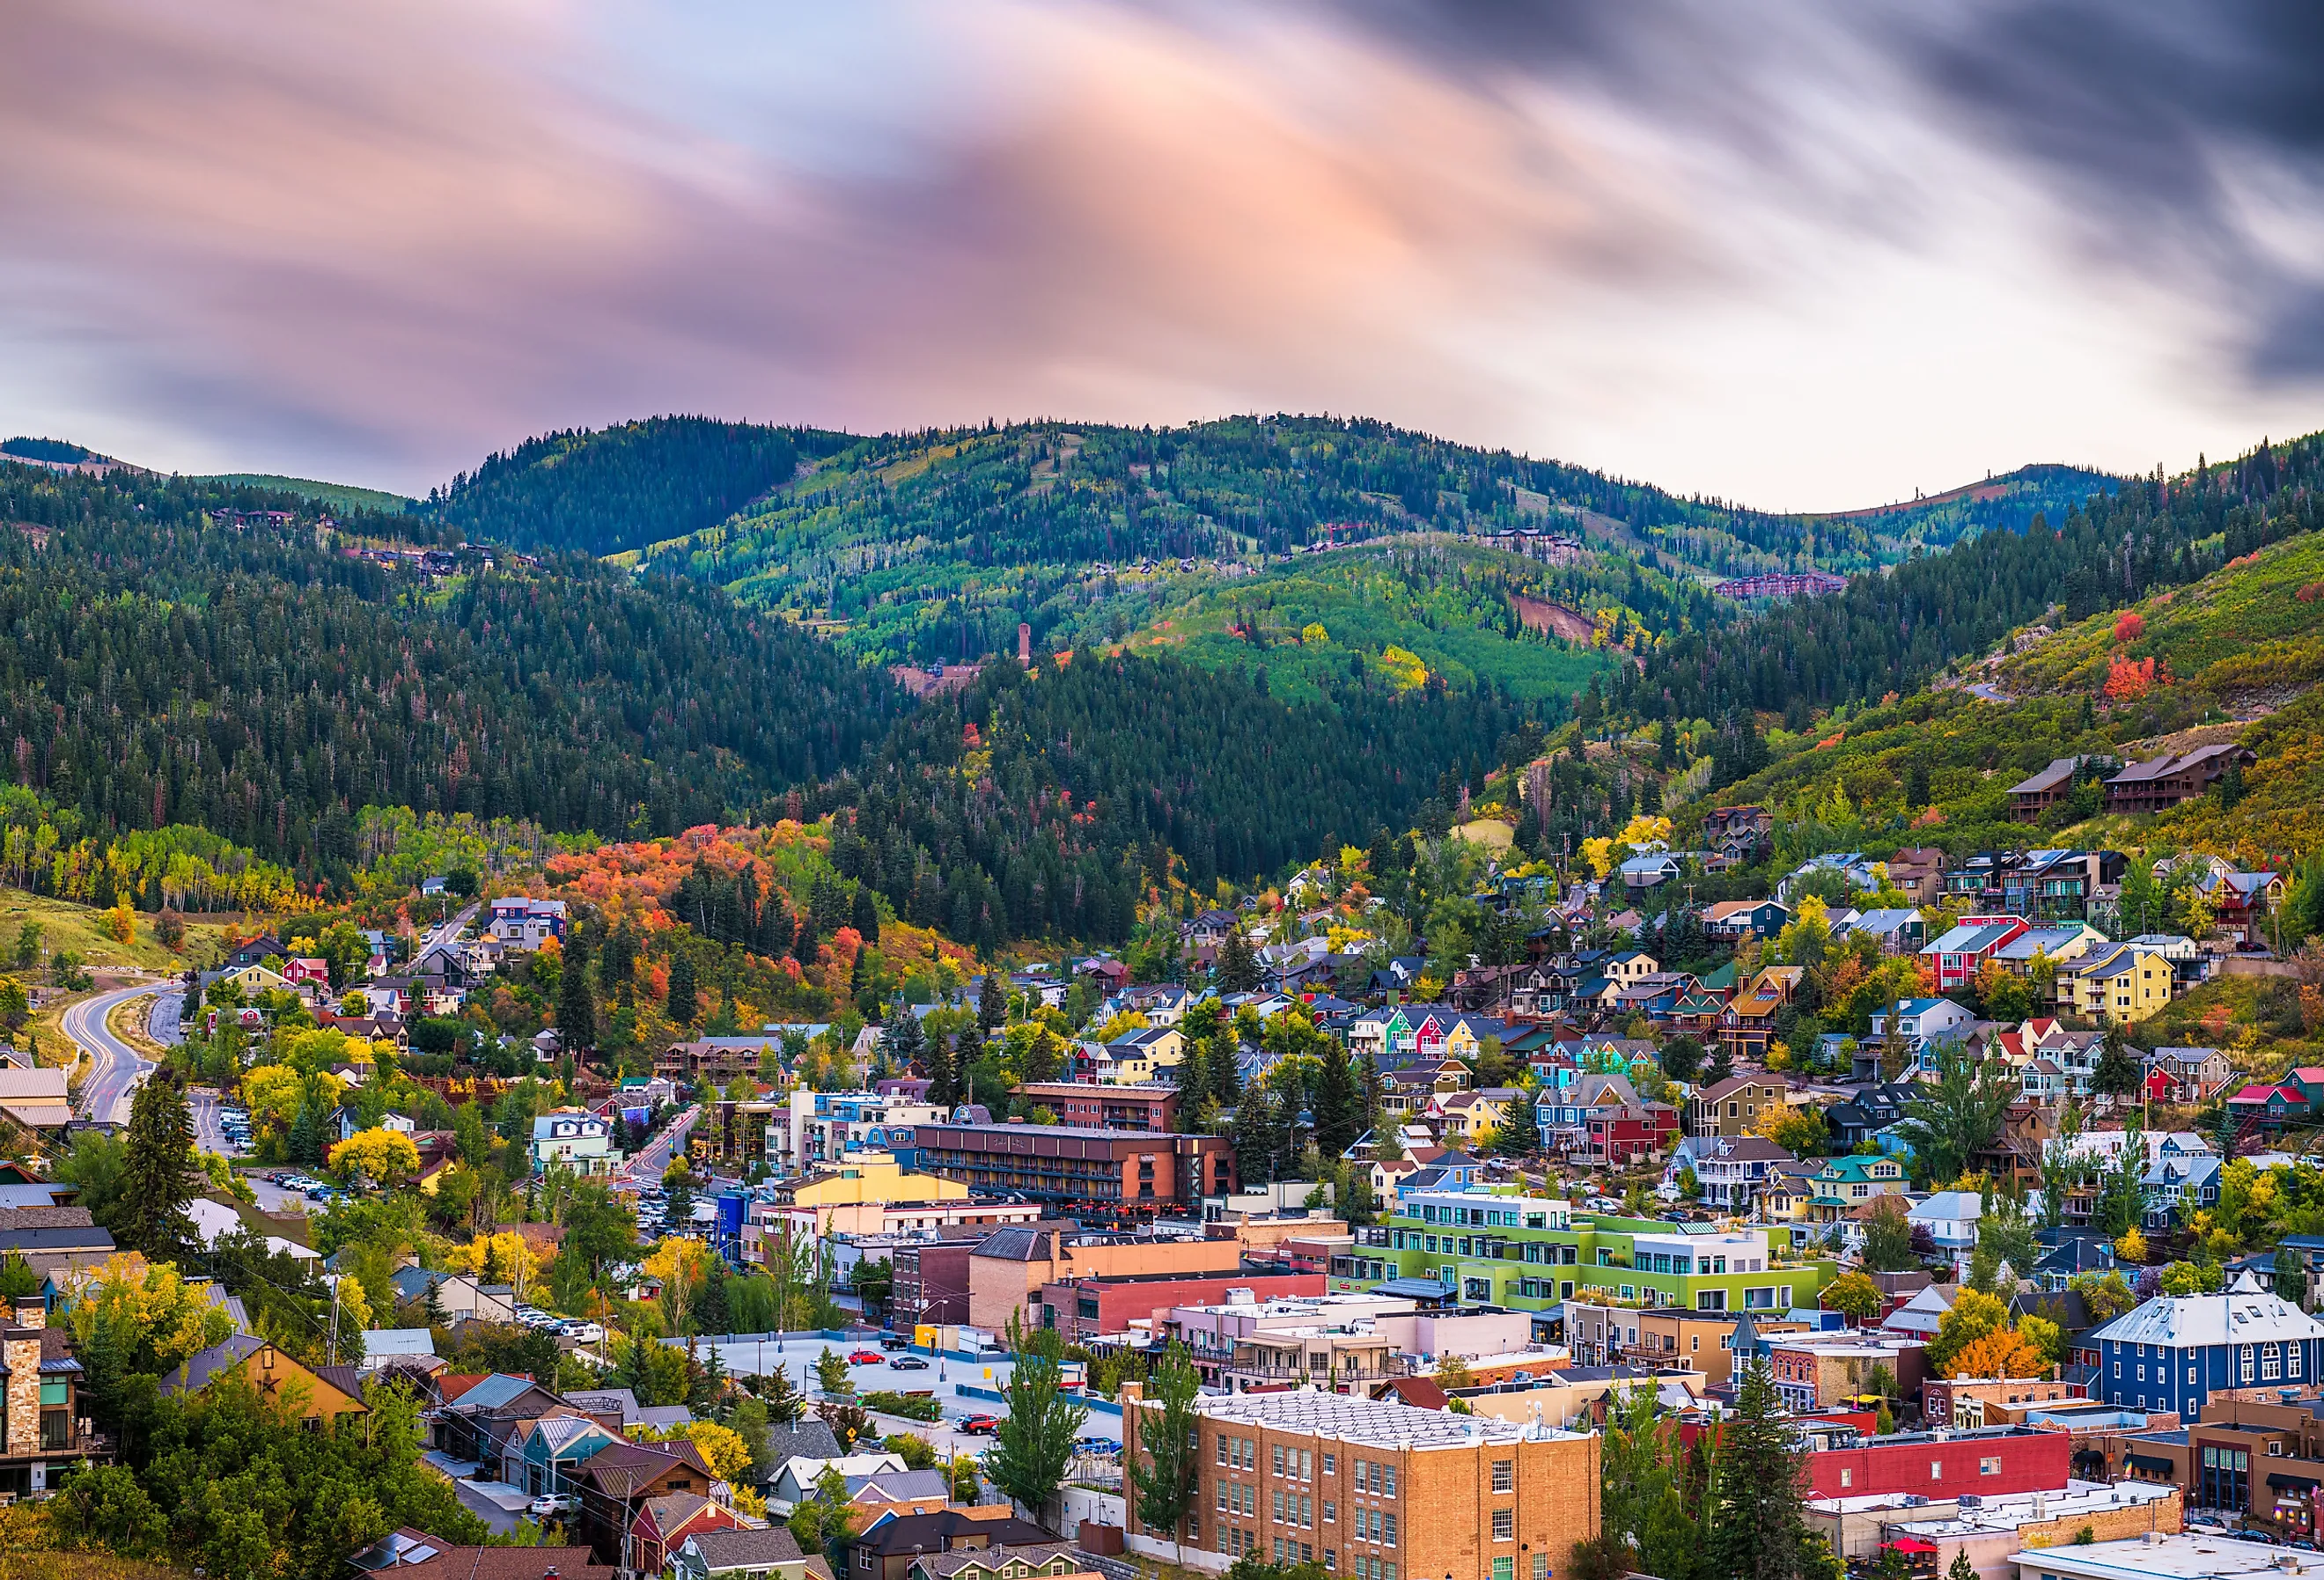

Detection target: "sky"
[4, 0, 2324, 511]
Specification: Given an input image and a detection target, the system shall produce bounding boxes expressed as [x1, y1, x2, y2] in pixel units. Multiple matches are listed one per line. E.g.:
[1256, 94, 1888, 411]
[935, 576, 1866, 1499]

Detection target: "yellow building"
[2053, 944, 2176, 1025]
[757, 1150, 1033, 1238]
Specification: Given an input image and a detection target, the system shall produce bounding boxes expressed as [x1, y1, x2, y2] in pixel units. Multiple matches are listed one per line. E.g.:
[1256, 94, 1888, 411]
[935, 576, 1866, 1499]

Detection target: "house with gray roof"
[2088, 1271, 2324, 1415]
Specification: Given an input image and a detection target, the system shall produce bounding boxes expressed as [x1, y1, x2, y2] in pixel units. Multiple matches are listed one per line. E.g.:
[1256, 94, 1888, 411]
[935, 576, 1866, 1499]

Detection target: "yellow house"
[2053, 944, 2176, 1025]
[1431, 1087, 1512, 1141]
[158, 1334, 367, 1425]
[214, 963, 290, 996]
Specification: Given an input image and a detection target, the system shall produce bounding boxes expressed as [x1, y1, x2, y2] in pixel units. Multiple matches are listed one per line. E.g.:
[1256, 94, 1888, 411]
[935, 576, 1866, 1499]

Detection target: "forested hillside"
[427, 415, 845, 558]
[445, 415, 2108, 674]
[1630, 437, 2324, 746]
[817, 651, 1539, 946]
[0, 462, 901, 881]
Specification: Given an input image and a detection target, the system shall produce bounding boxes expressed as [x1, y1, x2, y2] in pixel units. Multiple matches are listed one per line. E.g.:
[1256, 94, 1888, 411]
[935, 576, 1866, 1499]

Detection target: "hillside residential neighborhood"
[11, 819, 2311, 1580]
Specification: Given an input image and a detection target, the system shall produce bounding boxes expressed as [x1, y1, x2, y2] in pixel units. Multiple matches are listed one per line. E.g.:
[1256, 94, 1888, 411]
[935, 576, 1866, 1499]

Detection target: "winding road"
[64, 981, 165, 1123]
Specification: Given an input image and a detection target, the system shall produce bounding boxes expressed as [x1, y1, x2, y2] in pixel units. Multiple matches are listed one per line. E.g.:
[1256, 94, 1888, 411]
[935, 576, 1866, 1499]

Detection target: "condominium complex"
[1121, 1386, 1600, 1580]
[1356, 1190, 1838, 1318]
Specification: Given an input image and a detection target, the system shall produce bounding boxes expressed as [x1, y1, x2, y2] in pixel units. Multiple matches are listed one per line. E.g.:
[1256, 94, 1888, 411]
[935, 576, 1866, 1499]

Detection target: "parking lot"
[674, 1340, 1123, 1445]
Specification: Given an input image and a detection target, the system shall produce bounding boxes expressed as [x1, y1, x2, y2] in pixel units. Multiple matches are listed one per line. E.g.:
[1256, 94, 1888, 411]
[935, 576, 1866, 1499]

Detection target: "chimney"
[11, 1299, 41, 1332]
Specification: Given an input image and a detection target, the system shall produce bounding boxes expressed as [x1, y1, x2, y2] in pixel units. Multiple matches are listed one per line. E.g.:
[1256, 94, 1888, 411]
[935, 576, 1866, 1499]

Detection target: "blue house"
[2087, 1272, 2324, 1416]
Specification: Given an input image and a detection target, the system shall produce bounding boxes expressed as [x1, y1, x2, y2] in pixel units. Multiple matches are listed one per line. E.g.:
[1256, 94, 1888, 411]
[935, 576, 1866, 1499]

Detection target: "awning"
[2269, 1473, 2321, 1492]
[2127, 1454, 2175, 1473]
[1886, 1540, 1940, 1555]
[1375, 1277, 1459, 1300]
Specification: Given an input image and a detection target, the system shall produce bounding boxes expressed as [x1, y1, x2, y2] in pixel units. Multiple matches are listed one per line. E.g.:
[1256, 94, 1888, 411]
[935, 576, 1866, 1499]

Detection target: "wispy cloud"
[1, 0, 2320, 505]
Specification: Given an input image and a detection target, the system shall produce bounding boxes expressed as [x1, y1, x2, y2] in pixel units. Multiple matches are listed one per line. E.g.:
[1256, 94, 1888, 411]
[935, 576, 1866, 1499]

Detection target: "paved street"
[620, 1105, 698, 1184]
[148, 984, 186, 1047]
[188, 1085, 239, 1157]
[63, 981, 164, 1122]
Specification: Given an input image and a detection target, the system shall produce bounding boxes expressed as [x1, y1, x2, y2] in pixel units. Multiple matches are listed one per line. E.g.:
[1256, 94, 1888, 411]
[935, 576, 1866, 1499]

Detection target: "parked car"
[890, 1356, 930, 1371]
[954, 1414, 999, 1434]
[528, 1493, 577, 1518]
[879, 1334, 911, 1350]
[848, 1350, 884, 1365]
[559, 1320, 606, 1343]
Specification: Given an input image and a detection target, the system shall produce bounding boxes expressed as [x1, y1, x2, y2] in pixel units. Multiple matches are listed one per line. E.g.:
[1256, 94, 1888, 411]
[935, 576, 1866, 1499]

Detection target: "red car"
[848, 1350, 885, 1365]
[954, 1414, 1000, 1434]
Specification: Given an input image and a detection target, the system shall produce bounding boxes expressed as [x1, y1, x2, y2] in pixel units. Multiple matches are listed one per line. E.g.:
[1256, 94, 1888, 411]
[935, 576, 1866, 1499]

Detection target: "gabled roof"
[2088, 1286, 2324, 1349]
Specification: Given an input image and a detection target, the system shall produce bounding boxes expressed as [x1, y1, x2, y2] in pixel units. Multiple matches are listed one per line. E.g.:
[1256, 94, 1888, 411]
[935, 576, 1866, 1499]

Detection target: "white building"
[530, 1107, 622, 1176]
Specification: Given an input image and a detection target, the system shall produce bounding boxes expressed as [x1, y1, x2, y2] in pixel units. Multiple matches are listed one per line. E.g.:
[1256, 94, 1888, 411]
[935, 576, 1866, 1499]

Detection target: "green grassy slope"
[198, 474, 415, 513]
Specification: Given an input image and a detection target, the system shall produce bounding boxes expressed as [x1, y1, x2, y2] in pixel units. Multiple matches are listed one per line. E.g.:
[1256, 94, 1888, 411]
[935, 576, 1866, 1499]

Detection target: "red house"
[1586, 1103, 1677, 1165]
[1802, 1423, 2069, 1501]
[630, 1491, 744, 1575]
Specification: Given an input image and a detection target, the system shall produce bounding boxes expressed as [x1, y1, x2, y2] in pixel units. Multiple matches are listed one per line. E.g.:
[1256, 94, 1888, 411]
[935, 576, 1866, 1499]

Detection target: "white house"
[529, 1107, 622, 1176]
[1906, 1191, 1982, 1269]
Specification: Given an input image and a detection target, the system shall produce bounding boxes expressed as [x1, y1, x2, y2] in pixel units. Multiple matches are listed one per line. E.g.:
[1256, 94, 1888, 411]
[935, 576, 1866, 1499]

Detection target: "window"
[1303, 1497, 1314, 1527]
[1383, 1515, 1398, 1547]
[1275, 1490, 1286, 1521]
[1979, 1457, 2002, 1476]
[1492, 1510, 1514, 1541]
[2242, 1346, 2256, 1384]
[1326, 1554, 1337, 1573]
[1840, 1469, 1852, 1488]
[1931, 1461, 1943, 1481]
[1303, 1451, 1314, 1481]
[1535, 1557, 1551, 1580]
[1384, 1466, 1397, 1497]
[1325, 1502, 1336, 1525]
[2112, 1361, 2121, 1378]
[1324, 1454, 1336, 1476]
[1218, 1486, 1231, 1512]
[2265, 1347, 2283, 1382]
[1219, 1439, 1232, 1466]
[2293, 1348, 2305, 1380]
[1276, 1446, 1288, 1476]
[1492, 1460, 1513, 1493]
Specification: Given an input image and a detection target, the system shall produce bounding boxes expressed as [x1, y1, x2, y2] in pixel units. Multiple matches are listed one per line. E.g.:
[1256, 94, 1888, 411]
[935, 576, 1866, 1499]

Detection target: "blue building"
[2087, 1272, 2324, 1416]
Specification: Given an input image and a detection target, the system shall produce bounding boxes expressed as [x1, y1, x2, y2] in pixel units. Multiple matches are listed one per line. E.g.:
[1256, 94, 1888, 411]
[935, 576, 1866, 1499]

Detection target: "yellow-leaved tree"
[240, 1065, 346, 1128]
[445, 1230, 548, 1291]
[64, 1253, 233, 1375]
[328, 1126, 422, 1187]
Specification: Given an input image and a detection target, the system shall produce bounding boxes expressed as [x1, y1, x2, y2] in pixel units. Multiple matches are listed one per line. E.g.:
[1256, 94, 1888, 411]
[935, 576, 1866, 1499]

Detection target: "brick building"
[1801, 1423, 2070, 1502]
[1011, 1083, 1180, 1133]
[1767, 1334, 1928, 1415]
[908, 1122, 1235, 1215]
[1121, 1385, 1600, 1580]
[1033, 1271, 1326, 1343]
[966, 1226, 1247, 1334]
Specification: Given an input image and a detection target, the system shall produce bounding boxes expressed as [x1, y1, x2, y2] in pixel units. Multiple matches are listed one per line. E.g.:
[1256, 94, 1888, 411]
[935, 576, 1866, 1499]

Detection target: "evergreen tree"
[925, 1032, 959, 1109]
[2091, 1021, 2141, 1100]
[557, 933, 597, 1052]
[289, 1094, 327, 1167]
[1497, 1087, 1543, 1157]
[115, 1077, 198, 1263]
[886, 1004, 927, 1071]
[1230, 1086, 1286, 1185]
[2278, 1253, 2312, 1309]
[1706, 1357, 1809, 1580]
[1215, 929, 1261, 994]
[852, 884, 880, 943]
[666, 951, 699, 1027]
[1173, 1038, 1210, 1118]
[1311, 1051, 1362, 1160]
[978, 970, 1008, 1038]
[1904, 756, 1931, 811]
